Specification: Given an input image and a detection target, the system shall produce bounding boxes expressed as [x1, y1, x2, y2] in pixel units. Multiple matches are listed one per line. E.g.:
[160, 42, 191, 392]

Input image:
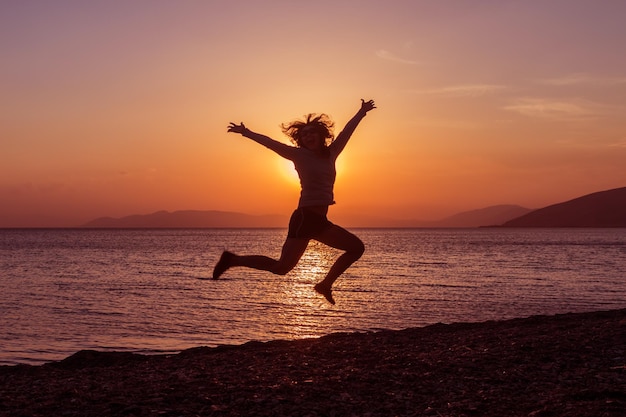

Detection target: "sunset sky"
[2, 1, 625, 227]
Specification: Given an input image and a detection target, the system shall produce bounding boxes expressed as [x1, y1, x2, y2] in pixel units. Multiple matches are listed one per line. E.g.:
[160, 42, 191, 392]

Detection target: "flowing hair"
[281, 113, 335, 148]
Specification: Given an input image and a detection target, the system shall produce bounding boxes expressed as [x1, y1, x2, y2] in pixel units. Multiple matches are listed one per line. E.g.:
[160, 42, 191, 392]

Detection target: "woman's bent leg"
[312, 225, 365, 303]
[213, 238, 308, 278]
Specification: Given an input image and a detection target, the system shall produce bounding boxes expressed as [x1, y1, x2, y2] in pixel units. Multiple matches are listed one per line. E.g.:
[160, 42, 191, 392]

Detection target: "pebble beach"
[1, 309, 625, 417]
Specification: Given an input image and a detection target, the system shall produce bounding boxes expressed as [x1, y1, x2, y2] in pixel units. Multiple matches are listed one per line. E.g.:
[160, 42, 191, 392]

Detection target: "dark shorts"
[287, 207, 334, 239]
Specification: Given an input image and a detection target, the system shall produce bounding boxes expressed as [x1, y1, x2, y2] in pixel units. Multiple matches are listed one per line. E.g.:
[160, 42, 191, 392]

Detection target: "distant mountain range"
[80, 206, 531, 229]
[82, 210, 287, 228]
[80, 186, 626, 228]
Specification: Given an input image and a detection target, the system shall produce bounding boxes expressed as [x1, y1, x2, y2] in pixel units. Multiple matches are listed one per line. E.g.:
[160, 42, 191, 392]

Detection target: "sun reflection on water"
[276, 241, 341, 339]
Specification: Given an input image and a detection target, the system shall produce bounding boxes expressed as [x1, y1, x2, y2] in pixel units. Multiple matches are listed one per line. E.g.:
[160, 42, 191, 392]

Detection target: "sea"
[1, 228, 625, 366]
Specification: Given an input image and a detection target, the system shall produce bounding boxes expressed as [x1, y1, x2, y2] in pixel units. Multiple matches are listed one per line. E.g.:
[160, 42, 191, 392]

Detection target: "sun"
[277, 156, 348, 188]
[278, 159, 300, 187]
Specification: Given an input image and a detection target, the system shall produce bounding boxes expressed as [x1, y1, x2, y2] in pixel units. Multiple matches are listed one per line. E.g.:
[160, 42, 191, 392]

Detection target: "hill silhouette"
[424, 205, 532, 228]
[501, 187, 626, 227]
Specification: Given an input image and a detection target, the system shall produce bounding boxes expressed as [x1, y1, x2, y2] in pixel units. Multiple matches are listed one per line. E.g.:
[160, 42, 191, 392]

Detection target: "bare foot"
[212, 251, 234, 279]
[314, 283, 335, 305]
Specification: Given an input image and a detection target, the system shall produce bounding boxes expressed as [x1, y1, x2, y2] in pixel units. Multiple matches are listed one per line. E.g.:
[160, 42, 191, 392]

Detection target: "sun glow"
[3, 2, 626, 227]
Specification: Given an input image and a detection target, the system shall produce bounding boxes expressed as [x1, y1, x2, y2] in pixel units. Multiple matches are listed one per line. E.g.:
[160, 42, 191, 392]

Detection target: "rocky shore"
[1, 309, 625, 416]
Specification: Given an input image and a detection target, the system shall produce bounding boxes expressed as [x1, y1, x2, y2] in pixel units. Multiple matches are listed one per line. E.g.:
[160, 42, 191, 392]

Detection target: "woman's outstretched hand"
[360, 99, 376, 114]
[227, 122, 247, 135]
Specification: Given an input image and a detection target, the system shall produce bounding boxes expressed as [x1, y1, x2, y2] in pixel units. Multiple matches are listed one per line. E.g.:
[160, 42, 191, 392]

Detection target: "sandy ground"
[1, 309, 625, 417]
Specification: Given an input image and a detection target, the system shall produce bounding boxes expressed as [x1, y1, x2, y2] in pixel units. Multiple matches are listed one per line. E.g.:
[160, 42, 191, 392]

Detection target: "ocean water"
[1, 228, 625, 366]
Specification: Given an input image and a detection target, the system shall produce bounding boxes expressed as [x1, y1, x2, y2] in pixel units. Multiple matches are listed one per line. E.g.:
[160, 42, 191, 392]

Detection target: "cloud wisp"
[375, 49, 421, 66]
[503, 97, 608, 121]
[414, 84, 508, 97]
[537, 73, 626, 86]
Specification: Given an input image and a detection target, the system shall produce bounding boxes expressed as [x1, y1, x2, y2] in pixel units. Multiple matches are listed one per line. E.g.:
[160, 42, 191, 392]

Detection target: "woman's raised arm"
[227, 122, 296, 160]
[330, 99, 376, 156]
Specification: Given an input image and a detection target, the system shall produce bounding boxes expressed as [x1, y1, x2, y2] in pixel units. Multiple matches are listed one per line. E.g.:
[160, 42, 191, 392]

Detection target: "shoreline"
[1, 309, 625, 416]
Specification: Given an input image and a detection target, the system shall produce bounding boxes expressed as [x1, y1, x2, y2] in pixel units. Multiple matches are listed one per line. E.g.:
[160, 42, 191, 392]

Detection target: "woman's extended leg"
[212, 238, 309, 279]
[313, 225, 365, 304]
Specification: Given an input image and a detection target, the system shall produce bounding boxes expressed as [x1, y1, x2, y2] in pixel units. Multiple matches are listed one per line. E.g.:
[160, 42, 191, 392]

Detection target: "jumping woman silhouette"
[213, 99, 376, 304]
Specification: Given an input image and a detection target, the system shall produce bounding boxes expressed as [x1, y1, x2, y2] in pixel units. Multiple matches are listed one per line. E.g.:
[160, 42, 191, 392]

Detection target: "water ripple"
[1, 228, 625, 365]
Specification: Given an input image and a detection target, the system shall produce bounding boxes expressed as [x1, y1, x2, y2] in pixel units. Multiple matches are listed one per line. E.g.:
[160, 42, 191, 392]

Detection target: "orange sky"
[1, 1, 625, 227]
